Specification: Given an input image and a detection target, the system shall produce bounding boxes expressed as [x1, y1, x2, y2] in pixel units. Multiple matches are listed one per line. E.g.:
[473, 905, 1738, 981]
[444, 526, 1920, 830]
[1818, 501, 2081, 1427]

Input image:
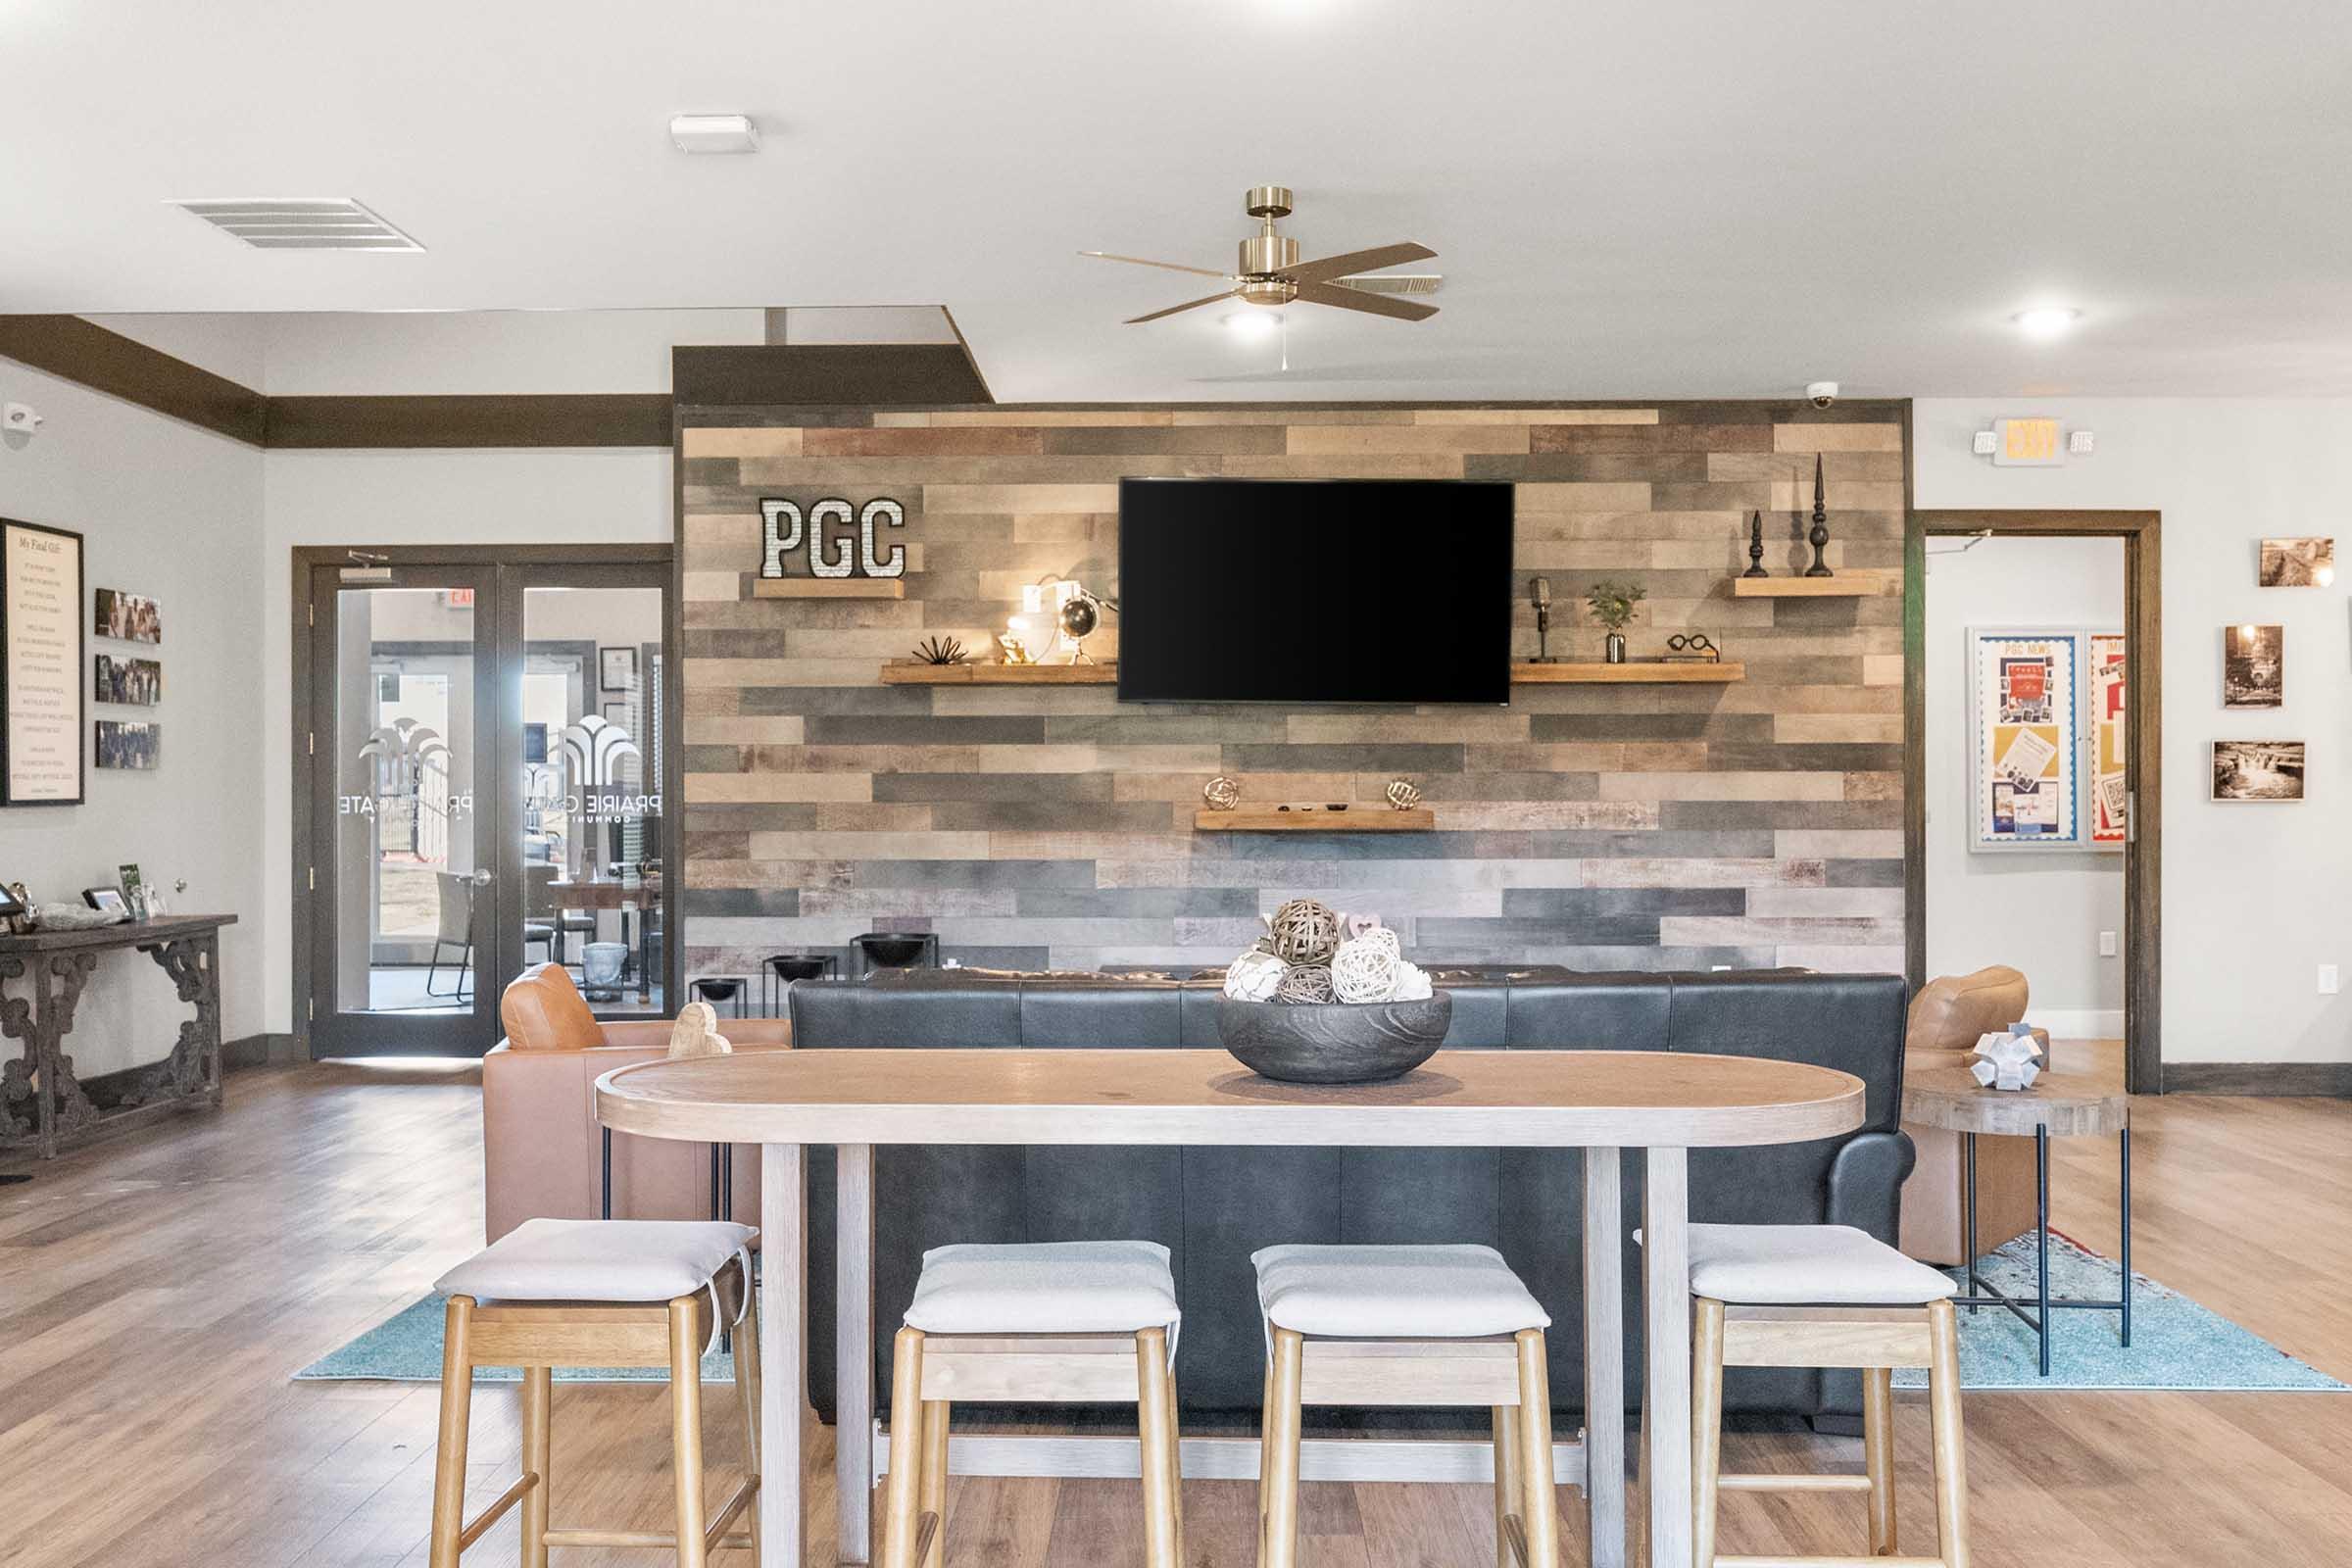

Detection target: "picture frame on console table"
[0, 517, 87, 807]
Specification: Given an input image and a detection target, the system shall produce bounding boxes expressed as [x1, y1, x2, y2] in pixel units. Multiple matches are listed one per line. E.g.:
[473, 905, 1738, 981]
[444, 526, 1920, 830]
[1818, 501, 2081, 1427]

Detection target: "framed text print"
[1967, 627, 2083, 851]
[1, 518, 86, 805]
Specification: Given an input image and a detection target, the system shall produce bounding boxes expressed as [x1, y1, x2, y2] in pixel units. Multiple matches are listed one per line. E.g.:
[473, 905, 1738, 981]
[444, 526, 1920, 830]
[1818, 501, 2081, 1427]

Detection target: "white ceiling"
[7, 1, 2351, 401]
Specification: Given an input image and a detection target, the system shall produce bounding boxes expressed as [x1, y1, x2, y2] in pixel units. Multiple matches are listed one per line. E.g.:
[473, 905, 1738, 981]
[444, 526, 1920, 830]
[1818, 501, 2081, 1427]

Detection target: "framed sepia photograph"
[94, 653, 163, 706]
[94, 719, 160, 771]
[2212, 739, 2305, 801]
[2257, 537, 2334, 587]
[2222, 624, 2283, 708]
[93, 587, 162, 642]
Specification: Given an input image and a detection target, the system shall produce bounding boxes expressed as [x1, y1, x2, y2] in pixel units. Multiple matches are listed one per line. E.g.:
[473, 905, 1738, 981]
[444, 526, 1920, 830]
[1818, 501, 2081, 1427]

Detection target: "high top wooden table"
[598, 1047, 1865, 1568]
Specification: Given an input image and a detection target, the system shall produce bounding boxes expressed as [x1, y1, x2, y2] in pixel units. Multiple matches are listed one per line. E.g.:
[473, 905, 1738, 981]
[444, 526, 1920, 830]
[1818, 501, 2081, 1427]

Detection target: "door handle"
[470, 868, 494, 888]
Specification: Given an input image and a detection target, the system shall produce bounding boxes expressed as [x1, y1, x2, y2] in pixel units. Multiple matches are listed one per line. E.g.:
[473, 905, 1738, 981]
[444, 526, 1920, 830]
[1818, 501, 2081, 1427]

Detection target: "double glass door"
[303, 554, 673, 1055]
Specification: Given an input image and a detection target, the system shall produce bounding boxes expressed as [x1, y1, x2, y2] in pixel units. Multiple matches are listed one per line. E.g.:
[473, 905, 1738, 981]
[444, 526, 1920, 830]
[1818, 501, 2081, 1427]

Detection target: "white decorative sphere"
[1353, 924, 1402, 959]
[1330, 936, 1401, 1003]
[1223, 948, 1288, 1002]
[1388, 961, 1434, 1003]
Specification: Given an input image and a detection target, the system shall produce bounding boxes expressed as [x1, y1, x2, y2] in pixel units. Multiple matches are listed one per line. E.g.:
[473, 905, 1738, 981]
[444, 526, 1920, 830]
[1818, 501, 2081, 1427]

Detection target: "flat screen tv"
[1116, 477, 1514, 705]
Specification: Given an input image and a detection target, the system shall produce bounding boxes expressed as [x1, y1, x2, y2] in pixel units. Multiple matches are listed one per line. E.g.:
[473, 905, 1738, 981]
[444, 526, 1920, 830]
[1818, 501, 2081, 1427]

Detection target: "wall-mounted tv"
[1116, 477, 1513, 705]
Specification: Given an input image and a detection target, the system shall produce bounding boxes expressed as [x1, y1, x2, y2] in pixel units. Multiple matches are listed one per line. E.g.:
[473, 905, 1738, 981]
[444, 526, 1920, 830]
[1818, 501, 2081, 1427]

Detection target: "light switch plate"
[2321, 963, 2340, 995]
[2099, 931, 2119, 957]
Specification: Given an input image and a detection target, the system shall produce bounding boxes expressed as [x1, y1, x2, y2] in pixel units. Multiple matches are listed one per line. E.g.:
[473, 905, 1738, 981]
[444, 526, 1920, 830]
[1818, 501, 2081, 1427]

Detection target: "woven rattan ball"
[1268, 898, 1342, 965]
[1351, 923, 1402, 959]
[1329, 937, 1400, 1003]
[1222, 947, 1288, 1002]
[1275, 963, 1337, 1004]
[1202, 775, 1242, 811]
[1385, 778, 1423, 810]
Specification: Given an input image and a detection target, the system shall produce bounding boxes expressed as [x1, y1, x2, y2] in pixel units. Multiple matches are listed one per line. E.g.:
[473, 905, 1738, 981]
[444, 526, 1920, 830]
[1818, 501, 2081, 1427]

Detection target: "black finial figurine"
[1803, 453, 1834, 577]
[1743, 510, 1769, 578]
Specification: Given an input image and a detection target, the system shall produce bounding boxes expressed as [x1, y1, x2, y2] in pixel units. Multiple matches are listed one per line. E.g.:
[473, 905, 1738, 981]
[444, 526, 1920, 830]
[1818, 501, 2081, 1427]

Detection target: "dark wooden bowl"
[1215, 993, 1453, 1085]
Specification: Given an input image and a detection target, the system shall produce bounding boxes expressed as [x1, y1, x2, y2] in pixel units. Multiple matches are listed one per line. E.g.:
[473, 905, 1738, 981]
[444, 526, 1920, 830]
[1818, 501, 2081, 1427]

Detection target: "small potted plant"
[1586, 580, 1645, 664]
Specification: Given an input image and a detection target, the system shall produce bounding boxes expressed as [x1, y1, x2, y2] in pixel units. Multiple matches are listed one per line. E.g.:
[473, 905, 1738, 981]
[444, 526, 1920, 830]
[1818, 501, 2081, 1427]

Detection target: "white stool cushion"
[904, 1241, 1181, 1340]
[434, 1218, 758, 1303]
[1250, 1244, 1550, 1338]
[1646, 1224, 1956, 1306]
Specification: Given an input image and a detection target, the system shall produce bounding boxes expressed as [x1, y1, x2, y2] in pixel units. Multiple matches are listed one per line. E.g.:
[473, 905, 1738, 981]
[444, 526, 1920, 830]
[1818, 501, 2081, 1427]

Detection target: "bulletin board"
[1967, 627, 2123, 852]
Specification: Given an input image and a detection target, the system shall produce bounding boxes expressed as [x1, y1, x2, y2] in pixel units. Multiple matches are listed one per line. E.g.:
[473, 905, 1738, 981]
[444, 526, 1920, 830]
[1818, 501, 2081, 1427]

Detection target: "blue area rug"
[1890, 1231, 2344, 1393]
[296, 1233, 2344, 1394]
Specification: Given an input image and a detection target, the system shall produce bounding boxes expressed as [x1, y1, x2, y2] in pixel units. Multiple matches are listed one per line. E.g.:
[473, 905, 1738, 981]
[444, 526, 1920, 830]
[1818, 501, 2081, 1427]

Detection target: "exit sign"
[1993, 417, 2064, 466]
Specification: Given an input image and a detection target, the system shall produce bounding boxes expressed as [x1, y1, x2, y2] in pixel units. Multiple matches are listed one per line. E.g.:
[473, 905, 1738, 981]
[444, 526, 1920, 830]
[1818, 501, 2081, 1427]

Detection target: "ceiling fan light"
[2013, 306, 2082, 339]
[1222, 310, 1282, 339]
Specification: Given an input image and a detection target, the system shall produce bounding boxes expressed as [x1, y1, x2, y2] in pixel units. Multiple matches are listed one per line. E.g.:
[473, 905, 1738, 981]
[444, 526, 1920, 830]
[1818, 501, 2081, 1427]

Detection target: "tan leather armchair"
[1898, 965, 2045, 1265]
[481, 963, 792, 1244]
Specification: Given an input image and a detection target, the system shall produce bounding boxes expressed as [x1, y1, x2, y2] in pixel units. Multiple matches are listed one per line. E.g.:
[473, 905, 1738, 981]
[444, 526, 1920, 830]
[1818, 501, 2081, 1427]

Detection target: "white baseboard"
[2028, 1008, 2125, 1039]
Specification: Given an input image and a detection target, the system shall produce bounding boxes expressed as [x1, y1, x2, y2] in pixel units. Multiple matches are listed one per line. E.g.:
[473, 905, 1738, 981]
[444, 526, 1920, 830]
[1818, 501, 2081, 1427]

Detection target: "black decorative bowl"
[1215, 993, 1453, 1085]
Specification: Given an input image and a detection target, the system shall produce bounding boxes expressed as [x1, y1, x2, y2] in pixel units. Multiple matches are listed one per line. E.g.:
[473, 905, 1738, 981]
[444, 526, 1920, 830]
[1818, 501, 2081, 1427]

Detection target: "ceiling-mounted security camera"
[1805, 381, 1839, 410]
[3, 403, 43, 438]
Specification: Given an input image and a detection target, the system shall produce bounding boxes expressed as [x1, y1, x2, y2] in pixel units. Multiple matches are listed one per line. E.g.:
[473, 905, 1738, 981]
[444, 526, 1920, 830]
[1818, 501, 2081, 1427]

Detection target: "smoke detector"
[171, 198, 422, 251]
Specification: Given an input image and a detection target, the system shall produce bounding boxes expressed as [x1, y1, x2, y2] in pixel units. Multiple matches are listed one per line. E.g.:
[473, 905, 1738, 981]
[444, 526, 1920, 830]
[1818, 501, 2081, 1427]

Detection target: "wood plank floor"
[3, 1054, 2349, 1567]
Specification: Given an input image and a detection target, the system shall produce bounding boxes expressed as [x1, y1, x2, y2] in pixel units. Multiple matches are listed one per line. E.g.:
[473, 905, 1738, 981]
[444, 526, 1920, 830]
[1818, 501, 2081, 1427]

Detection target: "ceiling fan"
[1083, 185, 1439, 324]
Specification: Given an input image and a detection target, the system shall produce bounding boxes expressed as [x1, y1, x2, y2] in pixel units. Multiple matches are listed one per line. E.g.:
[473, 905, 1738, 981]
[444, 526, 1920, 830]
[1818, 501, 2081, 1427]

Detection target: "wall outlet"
[2098, 931, 2119, 957]
[2069, 429, 2096, 455]
[2321, 963, 2340, 996]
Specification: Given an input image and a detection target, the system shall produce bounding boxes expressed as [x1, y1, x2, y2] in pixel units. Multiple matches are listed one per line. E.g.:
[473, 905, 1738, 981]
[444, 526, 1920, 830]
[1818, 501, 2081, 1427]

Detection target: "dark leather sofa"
[790, 967, 1913, 1424]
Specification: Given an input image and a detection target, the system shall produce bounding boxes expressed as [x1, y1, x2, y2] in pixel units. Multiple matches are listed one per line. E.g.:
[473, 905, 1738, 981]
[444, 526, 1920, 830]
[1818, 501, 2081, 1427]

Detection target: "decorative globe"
[1222, 948, 1287, 1002]
[1275, 963, 1337, 1004]
[1330, 936, 1400, 1003]
[1202, 775, 1242, 811]
[1385, 778, 1423, 810]
[1268, 899, 1342, 965]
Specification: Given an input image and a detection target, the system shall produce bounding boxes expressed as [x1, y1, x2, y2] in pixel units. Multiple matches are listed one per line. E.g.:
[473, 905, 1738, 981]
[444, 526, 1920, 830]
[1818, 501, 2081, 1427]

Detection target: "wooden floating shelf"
[1196, 808, 1437, 833]
[881, 661, 1117, 685]
[1731, 577, 1894, 599]
[753, 578, 906, 599]
[1512, 662, 1745, 684]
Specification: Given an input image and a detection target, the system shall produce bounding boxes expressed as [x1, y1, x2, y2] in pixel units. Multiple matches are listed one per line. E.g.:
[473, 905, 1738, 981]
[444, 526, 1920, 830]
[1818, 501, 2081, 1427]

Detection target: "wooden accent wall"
[678, 403, 1909, 981]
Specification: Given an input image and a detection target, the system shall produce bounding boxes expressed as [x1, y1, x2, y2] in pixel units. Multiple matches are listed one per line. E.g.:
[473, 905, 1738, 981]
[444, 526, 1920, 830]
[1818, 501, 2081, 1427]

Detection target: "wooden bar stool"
[1250, 1244, 1559, 1568]
[1675, 1223, 1968, 1568]
[879, 1240, 1185, 1568]
[427, 1218, 761, 1566]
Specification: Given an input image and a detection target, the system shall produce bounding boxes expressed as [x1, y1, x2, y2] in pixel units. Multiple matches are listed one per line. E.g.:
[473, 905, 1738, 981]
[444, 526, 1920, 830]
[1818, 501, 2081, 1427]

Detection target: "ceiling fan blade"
[1124, 289, 1240, 324]
[1081, 251, 1234, 280]
[1291, 281, 1439, 321]
[1280, 241, 1438, 286]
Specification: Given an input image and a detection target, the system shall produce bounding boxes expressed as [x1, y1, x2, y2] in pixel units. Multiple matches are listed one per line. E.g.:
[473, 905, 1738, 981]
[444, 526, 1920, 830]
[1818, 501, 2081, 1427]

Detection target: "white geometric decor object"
[1970, 1025, 2044, 1091]
[1223, 948, 1288, 1002]
[666, 1001, 732, 1059]
[1388, 960, 1434, 1003]
[1329, 935, 1400, 1003]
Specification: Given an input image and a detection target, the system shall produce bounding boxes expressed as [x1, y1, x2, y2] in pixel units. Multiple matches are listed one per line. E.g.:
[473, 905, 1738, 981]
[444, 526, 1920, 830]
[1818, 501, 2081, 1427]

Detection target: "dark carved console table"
[0, 913, 238, 1159]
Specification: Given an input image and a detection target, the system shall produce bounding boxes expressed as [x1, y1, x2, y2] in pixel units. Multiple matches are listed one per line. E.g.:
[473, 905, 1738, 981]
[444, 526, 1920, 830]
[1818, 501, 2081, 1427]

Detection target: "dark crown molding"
[1, 318, 1000, 449]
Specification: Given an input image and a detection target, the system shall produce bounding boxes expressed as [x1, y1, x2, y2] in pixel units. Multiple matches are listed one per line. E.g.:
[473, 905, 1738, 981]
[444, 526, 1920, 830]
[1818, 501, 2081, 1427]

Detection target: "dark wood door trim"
[1907, 508, 2163, 1094]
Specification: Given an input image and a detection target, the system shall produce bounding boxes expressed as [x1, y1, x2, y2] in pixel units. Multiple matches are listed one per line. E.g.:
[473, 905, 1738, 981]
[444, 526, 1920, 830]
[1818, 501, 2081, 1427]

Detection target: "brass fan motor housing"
[1238, 231, 1300, 280]
[1245, 184, 1295, 219]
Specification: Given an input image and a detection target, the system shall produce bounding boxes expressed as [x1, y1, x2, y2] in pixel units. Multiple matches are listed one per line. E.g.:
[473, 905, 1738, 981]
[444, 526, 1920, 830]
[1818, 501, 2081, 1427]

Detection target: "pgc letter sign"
[760, 498, 906, 580]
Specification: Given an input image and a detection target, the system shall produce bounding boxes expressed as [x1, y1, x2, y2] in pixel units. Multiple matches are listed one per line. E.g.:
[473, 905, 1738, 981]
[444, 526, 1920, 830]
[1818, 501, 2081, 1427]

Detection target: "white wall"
[0, 364, 268, 1068]
[259, 448, 670, 1032]
[1916, 400, 2352, 1066]
[1924, 535, 2126, 1033]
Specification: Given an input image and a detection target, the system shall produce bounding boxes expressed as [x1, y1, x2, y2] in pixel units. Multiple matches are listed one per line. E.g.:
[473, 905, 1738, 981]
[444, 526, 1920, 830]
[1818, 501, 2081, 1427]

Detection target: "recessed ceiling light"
[670, 114, 760, 154]
[1221, 310, 1282, 339]
[2013, 307, 2082, 339]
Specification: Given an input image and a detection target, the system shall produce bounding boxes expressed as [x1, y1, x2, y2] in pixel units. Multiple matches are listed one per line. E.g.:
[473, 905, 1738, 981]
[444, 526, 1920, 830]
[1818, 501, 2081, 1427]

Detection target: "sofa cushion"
[500, 962, 605, 1051]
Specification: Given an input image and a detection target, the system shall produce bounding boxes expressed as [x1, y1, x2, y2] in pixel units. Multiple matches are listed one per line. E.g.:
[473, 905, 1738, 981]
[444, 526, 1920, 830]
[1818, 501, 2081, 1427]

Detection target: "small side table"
[1902, 1066, 2132, 1377]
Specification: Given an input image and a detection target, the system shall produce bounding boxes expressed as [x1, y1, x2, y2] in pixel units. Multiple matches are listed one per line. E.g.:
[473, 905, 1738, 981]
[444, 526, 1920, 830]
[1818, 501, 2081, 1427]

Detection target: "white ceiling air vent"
[1333, 273, 1444, 296]
[170, 198, 423, 251]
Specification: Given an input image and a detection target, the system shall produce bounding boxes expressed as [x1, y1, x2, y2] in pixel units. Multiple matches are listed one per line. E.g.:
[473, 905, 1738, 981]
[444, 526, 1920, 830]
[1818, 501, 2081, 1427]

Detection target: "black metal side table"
[1903, 1065, 2133, 1378]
